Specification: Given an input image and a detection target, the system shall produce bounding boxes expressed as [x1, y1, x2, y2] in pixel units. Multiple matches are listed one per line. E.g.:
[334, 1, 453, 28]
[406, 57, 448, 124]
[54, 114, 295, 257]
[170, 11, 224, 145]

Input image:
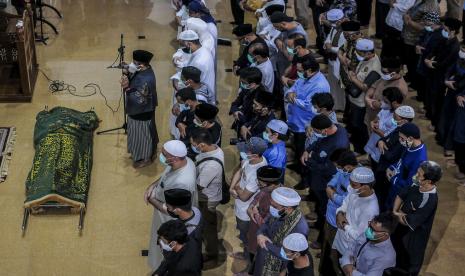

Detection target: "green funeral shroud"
[25, 107, 99, 204]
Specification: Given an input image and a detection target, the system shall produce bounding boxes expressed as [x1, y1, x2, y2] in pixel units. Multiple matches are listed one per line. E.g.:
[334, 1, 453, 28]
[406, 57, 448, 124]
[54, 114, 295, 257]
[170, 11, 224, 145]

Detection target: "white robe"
[188, 46, 216, 102]
[147, 159, 198, 271]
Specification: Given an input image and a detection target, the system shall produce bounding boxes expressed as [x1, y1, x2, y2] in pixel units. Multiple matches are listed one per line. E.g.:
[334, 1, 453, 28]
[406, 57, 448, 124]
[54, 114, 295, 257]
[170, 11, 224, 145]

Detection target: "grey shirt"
[340, 237, 396, 276]
[195, 147, 224, 202]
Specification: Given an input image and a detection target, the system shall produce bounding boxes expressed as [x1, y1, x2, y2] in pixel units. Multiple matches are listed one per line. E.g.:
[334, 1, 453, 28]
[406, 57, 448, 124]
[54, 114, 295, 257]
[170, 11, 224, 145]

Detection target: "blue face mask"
[297, 71, 306, 79]
[337, 168, 351, 177]
[286, 46, 296, 56]
[425, 26, 433, 32]
[442, 29, 449, 39]
[240, 82, 251, 90]
[240, 152, 249, 160]
[311, 105, 320, 115]
[247, 54, 255, 64]
[269, 205, 281, 218]
[365, 227, 376, 240]
[159, 153, 169, 166]
[191, 145, 201, 154]
[391, 118, 398, 128]
[280, 247, 293, 260]
[263, 131, 272, 143]
[179, 103, 190, 112]
[314, 131, 327, 138]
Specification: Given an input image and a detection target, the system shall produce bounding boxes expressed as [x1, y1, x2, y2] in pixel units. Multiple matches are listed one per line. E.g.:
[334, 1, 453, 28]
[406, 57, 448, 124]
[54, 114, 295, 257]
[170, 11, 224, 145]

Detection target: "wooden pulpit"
[0, 1, 38, 102]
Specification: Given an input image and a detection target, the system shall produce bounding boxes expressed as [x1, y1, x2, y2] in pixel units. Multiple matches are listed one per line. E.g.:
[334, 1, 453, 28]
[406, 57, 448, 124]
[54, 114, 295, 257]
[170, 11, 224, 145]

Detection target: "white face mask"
[381, 72, 393, 81]
[311, 105, 320, 115]
[128, 62, 140, 74]
[159, 240, 174, 251]
[441, 29, 449, 39]
[459, 50, 465, 59]
[355, 52, 365, 62]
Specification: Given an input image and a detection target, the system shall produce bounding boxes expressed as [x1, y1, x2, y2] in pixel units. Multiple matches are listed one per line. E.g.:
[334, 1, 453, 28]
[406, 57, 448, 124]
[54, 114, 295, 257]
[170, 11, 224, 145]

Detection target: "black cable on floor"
[39, 69, 123, 113]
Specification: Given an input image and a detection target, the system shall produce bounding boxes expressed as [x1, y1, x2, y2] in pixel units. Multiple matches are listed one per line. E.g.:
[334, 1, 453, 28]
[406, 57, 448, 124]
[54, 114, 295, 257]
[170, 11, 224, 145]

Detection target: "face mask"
[297, 71, 306, 80]
[167, 209, 179, 219]
[337, 168, 351, 177]
[441, 29, 449, 39]
[191, 144, 201, 154]
[179, 103, 190, 112]
[240, 82, 251, 90]
[193, 118, 204, 127]
[351, 186, 362, 195]
[247, 54, 255, 64]
[364, 227, 380, 241]
[240, 152, 249, 160]
[381, 73, 393, 81]
[280, 247, 293, 260]
[459, 50, 465, 59]
[269, 205, 281, 218]
[355, 52, 365, 62]
[128, 62, 140, 74]
[380, 101, 391, 110]
[182, 46, 192, 54]
[391, 118, 399, 128]
[263, 132, 272, 143]
[425, 26, 433, 32]
[241, 39, 250, 46]
[286, 46, 296, 56]
[400, 138, 413, 148]
[412, 174, 420, 186]
[311, 105, 320, 115]
[159, 239, 174, 251]
[159, 153, 169, 166]
[314, 131, 327, 138]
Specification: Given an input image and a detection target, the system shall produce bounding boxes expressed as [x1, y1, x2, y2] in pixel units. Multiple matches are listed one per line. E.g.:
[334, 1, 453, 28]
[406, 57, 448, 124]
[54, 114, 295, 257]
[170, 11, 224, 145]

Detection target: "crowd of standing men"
[118, 0, 465, 274]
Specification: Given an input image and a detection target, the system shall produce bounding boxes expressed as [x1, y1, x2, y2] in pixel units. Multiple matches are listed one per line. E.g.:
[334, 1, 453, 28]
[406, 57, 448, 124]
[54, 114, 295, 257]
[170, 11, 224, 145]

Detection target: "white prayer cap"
[178, 30, 199, 41]
[267, 119, 288, 135]
[355, 38, 374, 51]
[327, 9, 344, 21]
[395, 105, 415, 119]
[283, 233, 309, 252]
[163, 140, 187, 157]
[186, 18, 208, 34]
[271, 187, 301, 207]
[350, 167, 375, 184]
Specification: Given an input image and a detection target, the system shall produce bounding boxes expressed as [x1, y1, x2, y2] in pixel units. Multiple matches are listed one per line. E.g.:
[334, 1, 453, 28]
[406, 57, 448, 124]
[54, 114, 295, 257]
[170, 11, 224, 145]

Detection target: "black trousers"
[292, 131, 307, 174]
[347, 103, 369, 154]
[424, 72, 446, 128]
[230, 0, 244, 24]
[381, 26, 402, 59]
[310, 2, 330, 52]
[455, 141, 465, 173]
[356, 0, 373, 26]
[402, 43, 420, 89]
[313, 188, 328, 244]
[375, 2, 390, 38]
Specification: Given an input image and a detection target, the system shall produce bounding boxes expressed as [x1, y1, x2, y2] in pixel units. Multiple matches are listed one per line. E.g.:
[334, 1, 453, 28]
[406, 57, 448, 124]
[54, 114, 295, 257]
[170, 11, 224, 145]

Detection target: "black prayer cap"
[181, 66, 202, 83]
[195, 103, 219, 121]
[133, 50, 154, 63]
[270, 11, 293, 23]
[233, 24, 253, 37]
[311, 114, 333, 130]
[399, 123, 421, 139]
[254, 90, 275, 107]
[164, 189, 192, 207]
[444, 17, 462, 32]
[257, 166, 283, 183]
[341, 21, 360, 32]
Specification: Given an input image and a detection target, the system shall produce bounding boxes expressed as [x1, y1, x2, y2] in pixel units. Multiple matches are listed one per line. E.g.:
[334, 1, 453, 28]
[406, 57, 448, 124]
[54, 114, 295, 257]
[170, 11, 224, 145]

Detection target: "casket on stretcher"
[22, 107, 99, 233]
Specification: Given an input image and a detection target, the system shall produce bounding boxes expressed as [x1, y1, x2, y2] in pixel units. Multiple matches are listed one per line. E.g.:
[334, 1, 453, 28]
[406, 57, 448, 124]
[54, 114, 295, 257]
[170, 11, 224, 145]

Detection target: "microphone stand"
[97, 34, 127, 135]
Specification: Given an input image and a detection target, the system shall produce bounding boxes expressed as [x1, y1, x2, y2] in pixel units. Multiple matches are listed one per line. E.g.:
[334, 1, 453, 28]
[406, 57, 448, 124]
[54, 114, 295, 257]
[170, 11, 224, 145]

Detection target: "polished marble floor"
[0, 0, 464, 275]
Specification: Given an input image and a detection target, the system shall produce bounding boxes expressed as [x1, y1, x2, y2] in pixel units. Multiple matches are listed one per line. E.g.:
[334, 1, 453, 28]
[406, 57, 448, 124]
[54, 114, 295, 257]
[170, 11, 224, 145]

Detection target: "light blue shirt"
[326, 170, 351, 228]
[285, 71, 330, 132]
[263, 141, 287, 169]
[340, 237, 396, 276]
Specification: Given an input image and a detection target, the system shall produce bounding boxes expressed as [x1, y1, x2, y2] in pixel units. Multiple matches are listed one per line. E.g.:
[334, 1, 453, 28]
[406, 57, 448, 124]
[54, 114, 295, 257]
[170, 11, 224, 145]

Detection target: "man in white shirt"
[332, 167, 379, 273]
[249, 42, 275, 93]
[178, 30, 216, 102]
[191, 128, 224, 263]
[143, 140, 198, 271]
[229, 137, 268, 264]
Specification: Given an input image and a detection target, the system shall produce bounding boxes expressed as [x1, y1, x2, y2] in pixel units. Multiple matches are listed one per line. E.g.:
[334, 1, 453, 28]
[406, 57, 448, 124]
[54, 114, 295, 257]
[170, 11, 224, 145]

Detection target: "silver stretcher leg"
[78, 208, 85, 231]
[22, 208, 30, 235]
